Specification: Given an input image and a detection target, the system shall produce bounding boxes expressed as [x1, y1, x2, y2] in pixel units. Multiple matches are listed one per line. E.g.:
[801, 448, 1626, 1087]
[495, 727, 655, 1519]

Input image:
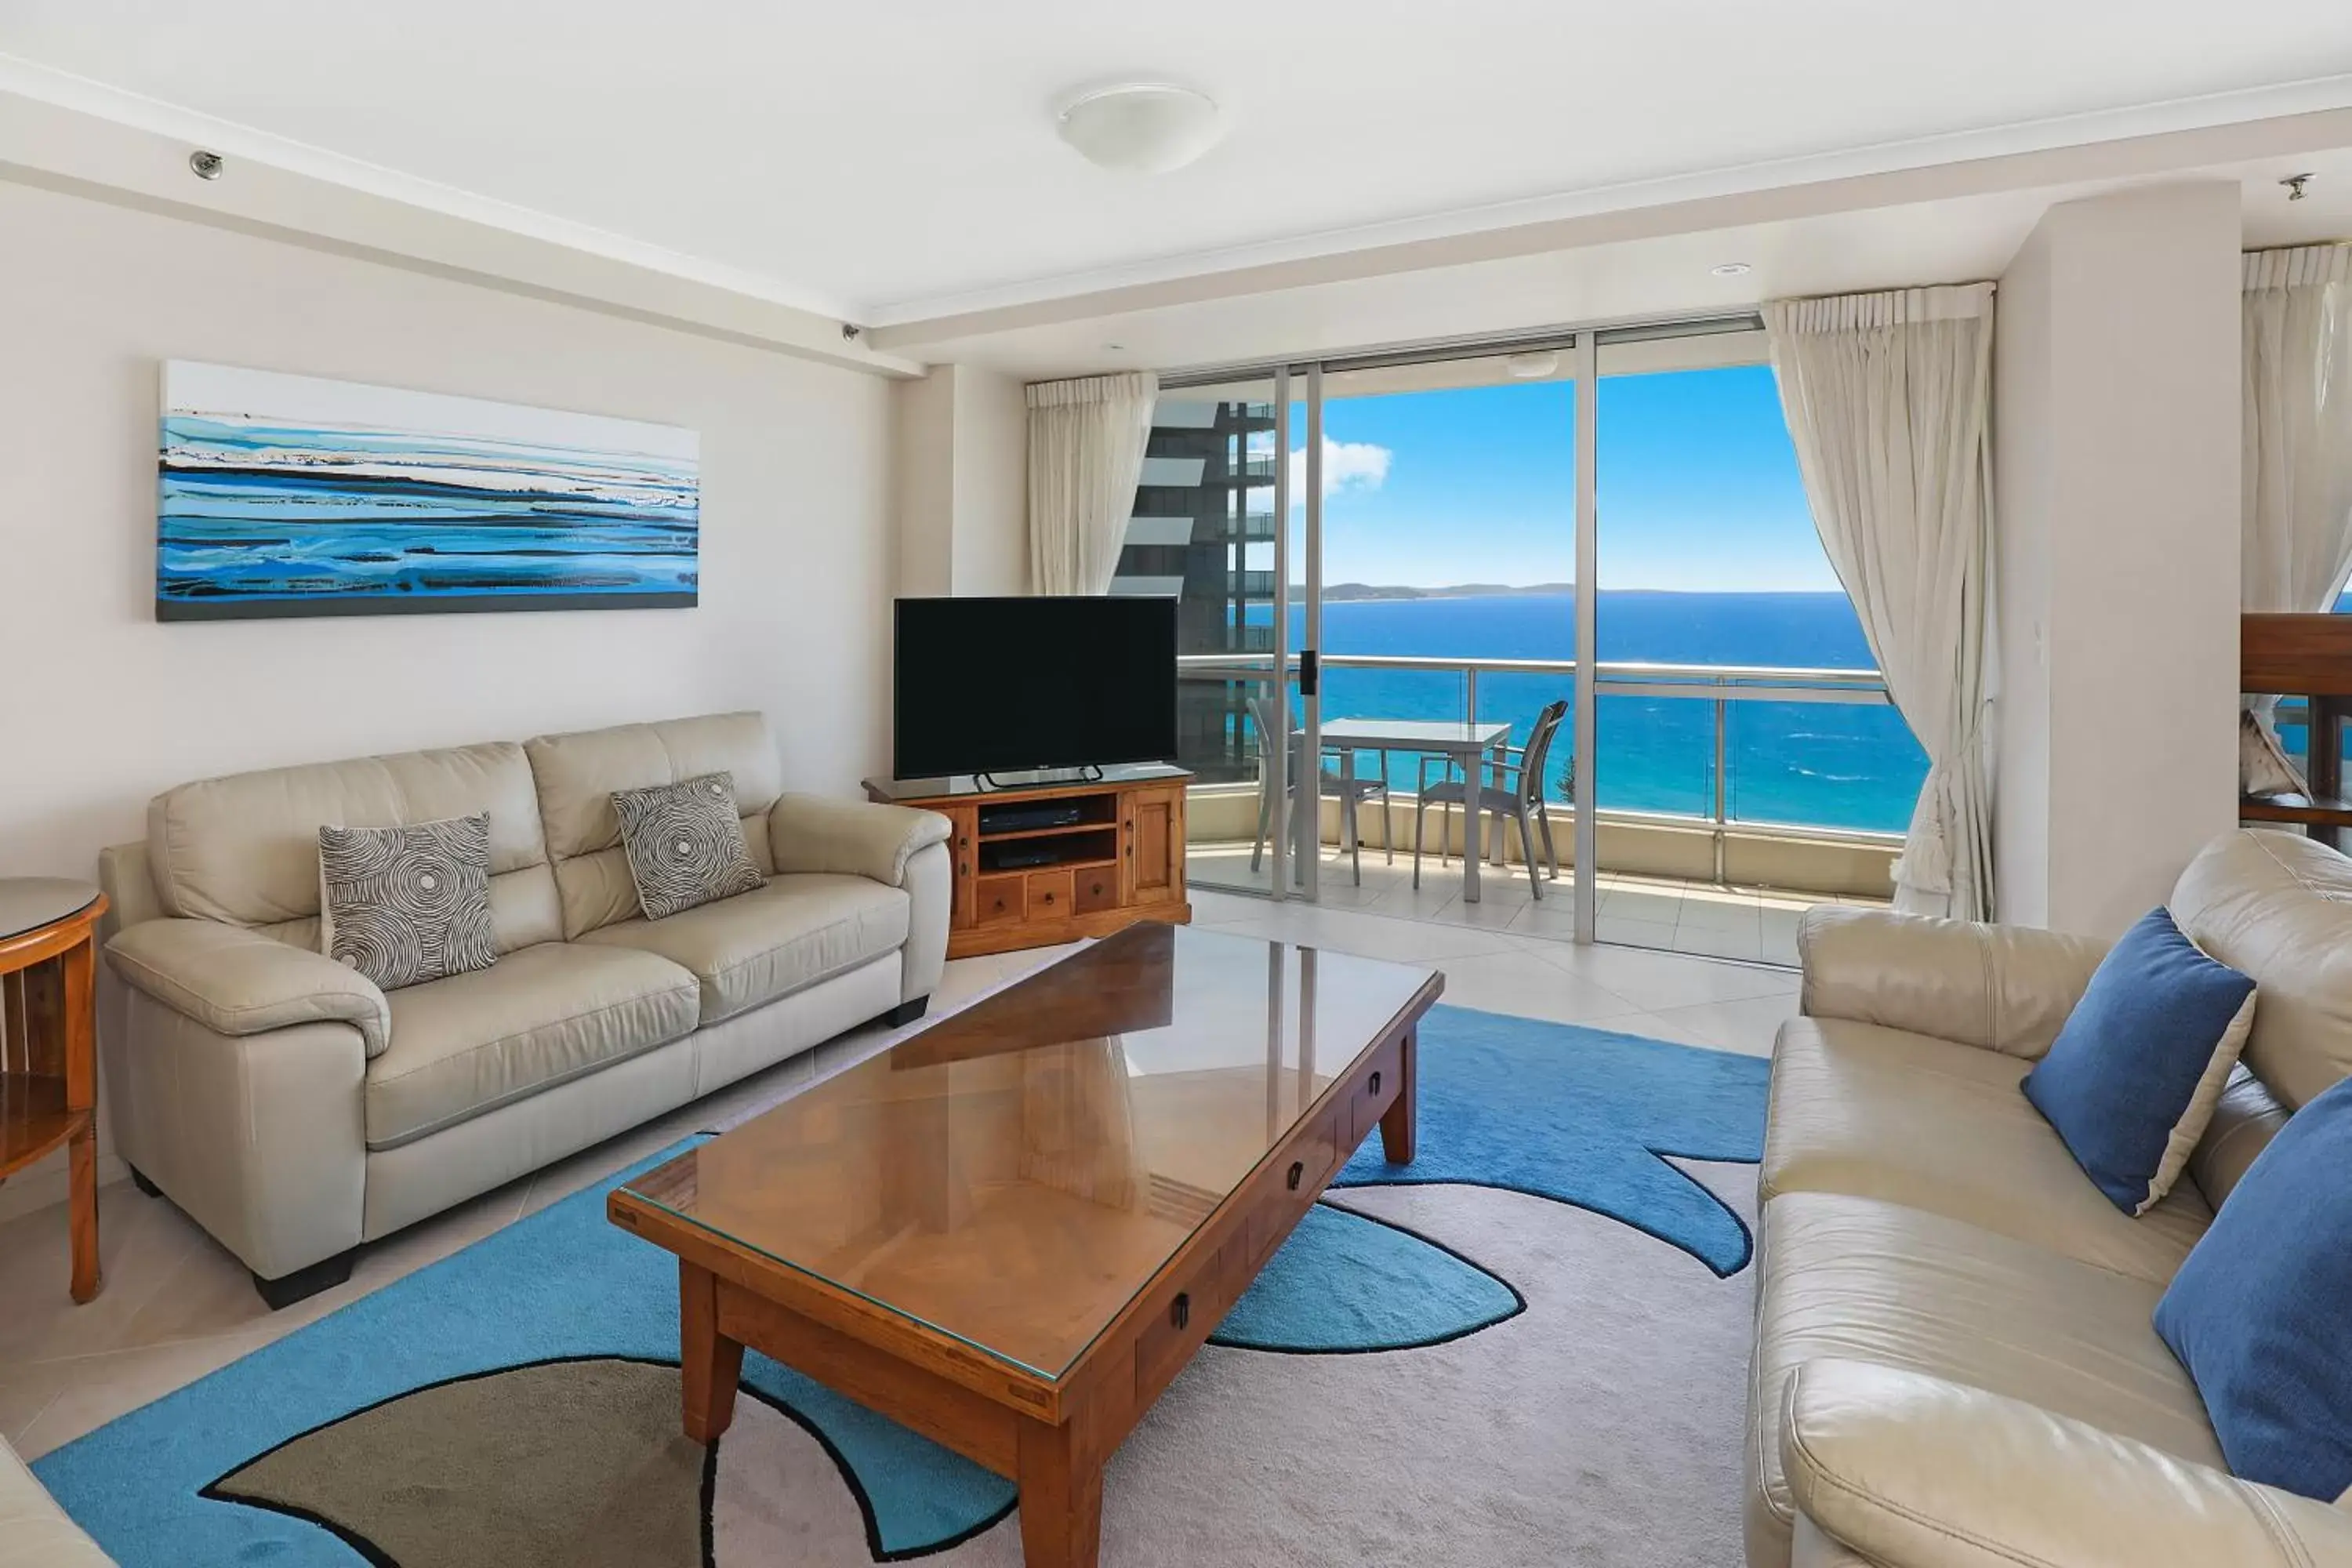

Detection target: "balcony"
[1177, 652, 1901, 964]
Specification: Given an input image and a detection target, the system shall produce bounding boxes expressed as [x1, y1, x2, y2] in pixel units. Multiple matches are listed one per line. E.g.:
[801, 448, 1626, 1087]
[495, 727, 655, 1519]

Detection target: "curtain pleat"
[1765, 284, 1996, 920]
[1026, 371, 1158, 596]
[2242, 244, 2352, 615]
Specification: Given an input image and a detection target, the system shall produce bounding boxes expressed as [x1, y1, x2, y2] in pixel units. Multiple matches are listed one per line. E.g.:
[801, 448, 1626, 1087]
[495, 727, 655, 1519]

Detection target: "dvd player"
[978, 802, 1085, 833]
[988, 844, 1066, 870]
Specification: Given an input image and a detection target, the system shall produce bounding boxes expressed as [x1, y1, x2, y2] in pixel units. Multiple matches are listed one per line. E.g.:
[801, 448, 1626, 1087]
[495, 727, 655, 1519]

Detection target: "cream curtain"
[1026, 371, 1159, 595]
[1766, 284, 1996, 920]
[2242, 244, 2352, 615]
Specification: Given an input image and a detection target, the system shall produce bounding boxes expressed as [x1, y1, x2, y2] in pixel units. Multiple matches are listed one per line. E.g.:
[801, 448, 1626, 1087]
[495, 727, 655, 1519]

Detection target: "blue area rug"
[34, 1003, 1768, 1566]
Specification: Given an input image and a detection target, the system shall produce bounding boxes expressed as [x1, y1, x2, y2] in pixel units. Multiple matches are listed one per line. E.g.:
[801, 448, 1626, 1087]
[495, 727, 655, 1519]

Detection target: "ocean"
[1294, 590, 1926, 835]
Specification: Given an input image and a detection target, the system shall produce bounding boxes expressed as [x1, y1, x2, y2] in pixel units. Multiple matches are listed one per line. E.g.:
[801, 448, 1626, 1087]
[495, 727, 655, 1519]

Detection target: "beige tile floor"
[0, 891, 1802, 1464]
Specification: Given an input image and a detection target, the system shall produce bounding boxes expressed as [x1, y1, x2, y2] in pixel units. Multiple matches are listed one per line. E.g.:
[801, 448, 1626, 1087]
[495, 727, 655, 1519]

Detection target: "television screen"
[893, 597, 1179, 779]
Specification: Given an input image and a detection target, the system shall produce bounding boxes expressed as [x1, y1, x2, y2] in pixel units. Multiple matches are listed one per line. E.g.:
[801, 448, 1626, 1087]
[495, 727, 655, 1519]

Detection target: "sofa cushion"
[2189, 1065, 2292, 1210]
[1765, 1018, 2211, 1285]
[577, 873, 907, 1025]
[367, 941, 699, 1149]
[2021, 906, 2255, 1216]
[2156, 1076, 2352, 1501]
[2169, 829, 2352, 1111]
[1748, 1192, 2225, 1553]
[146, 739, 560, 954]
[524, 713, 784, 938]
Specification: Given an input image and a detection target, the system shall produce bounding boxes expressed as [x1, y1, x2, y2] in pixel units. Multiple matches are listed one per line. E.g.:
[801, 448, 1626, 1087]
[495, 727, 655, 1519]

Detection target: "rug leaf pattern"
[1338, 1007, 1770, 1276]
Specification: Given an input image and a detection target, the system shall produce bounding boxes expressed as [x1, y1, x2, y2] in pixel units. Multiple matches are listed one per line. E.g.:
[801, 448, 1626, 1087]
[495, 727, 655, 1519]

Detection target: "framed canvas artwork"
[156, 361, 699, 620]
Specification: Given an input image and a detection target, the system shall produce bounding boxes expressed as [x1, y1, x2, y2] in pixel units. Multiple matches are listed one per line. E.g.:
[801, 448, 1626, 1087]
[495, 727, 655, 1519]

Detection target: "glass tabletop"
[619, 921, 1437, 1381]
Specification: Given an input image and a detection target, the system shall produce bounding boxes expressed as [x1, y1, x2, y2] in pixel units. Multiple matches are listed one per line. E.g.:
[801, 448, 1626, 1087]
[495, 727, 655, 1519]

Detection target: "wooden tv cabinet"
[863, 765, 1193, 958]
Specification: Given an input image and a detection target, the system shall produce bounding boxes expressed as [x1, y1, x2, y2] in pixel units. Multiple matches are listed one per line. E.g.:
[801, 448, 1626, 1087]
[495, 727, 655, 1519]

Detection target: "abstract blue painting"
[157, 361, 699, 620]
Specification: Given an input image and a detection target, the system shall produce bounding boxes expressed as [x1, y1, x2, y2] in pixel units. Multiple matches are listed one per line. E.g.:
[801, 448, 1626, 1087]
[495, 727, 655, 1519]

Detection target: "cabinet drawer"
[1024, 869, 1075, 920]
[1072, 866, 1120, 913]
[973, 875, 1025, 927]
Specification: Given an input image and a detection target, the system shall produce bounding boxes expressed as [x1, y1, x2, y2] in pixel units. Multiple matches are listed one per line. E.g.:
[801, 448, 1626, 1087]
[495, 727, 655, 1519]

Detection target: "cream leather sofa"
[1, 1436, 112, 1568]
[1749, 827, 2352, 1568]
[95, 713, 949, 1308]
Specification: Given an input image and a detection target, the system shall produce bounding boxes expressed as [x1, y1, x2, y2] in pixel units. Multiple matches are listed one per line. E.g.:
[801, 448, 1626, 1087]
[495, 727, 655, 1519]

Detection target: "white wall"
[0, 180, 896, 1216]
[891, 364, 1027, 597]
[1993, 182, 2241, 935]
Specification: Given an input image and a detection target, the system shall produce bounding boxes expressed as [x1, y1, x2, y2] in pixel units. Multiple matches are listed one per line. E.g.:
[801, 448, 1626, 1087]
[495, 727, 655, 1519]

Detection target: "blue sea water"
[1296, 590, 1926, 835]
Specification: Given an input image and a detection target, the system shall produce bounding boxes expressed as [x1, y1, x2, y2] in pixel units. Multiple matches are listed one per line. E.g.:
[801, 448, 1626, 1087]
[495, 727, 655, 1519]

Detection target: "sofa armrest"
[1795, 906, 2108, 1058]
[106, 918, 391, 1059]
[1782, 1360, 2352, 1568]
[768, 794, 951, 887]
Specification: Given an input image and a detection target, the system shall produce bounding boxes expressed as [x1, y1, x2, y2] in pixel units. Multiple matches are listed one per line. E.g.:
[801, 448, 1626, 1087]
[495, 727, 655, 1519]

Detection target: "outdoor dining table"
[1314, 717, 1514, 902]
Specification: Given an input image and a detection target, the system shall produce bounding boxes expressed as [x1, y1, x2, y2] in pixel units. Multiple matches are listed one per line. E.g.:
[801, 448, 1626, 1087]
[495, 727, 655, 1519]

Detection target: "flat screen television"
[893, 596, 1178, 780]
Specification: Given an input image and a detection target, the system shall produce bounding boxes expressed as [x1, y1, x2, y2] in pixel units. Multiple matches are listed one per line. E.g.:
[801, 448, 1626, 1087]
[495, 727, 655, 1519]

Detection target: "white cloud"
[1289, 438, 1392, 501]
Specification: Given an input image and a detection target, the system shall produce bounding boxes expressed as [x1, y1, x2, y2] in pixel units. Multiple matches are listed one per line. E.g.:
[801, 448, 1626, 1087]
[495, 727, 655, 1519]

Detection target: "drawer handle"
[1171, 1293, 1190, 1330]
[1369, 1070, 1382, 1097]
[1287, 1160, 1304, 1192]
[1041, 891, 1055, 905]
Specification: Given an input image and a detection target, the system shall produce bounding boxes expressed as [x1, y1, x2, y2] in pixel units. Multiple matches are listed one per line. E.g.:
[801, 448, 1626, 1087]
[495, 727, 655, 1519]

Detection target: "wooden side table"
[0, 879, 108, 1303]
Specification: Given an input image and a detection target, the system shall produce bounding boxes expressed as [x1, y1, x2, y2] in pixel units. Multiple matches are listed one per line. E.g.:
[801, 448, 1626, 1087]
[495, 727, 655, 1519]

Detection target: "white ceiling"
[4, 2, 2351, 331]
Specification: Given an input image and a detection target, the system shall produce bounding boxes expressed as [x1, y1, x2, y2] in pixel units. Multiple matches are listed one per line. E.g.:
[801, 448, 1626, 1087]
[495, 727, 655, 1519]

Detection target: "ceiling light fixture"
[2283, 173, 2314, 201]
[1057, 83, 1222, 175]
[1504, 350, 1560, 379]
[1711, 262, 1753, 278]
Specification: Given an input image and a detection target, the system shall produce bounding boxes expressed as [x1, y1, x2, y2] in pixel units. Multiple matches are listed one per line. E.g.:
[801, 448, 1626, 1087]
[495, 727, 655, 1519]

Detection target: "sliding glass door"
[1145, 315, 1906, 950]
[1591, 326, 1919, 960]
[1145, 371, 1321, 898]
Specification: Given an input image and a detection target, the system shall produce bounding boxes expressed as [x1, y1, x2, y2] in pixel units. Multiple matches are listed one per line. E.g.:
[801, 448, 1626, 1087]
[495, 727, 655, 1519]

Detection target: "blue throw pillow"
[2155, 1075, 2352, 1500]
[2022, 907, 2255, 1215]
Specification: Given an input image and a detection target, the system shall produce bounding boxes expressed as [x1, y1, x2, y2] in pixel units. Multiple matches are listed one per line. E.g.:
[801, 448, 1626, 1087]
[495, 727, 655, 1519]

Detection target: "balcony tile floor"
[0, 880, 1819, 1465]
[1186, 840, 1886, 965]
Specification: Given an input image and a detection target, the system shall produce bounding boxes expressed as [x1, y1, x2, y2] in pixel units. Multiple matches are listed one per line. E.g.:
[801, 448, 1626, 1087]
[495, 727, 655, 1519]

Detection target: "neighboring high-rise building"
[1112, 397, 1279, 782]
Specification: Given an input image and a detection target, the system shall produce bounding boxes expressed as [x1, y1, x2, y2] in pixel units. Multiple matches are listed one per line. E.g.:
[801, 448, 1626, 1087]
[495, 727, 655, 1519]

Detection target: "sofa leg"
[880, 996, 928, 1029]
[252, 1250, 357, 1311]
[129, 1166, 162, 1199]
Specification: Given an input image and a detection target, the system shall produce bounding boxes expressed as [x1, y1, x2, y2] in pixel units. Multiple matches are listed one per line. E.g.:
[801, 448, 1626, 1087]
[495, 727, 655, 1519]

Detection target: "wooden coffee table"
[609, 920, 1440, 1566]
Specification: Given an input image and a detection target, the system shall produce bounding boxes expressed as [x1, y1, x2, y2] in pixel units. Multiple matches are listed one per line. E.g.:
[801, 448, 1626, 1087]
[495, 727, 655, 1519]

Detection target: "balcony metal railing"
[1175, 651, 1905, 882]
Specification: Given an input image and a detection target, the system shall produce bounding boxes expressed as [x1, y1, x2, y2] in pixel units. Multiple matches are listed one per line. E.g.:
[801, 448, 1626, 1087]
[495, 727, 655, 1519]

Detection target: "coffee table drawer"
[1345, 1032, 1405, 1145]
[1134, 1233, 1251, 1403]
[1250, 1102, 1344, 1265]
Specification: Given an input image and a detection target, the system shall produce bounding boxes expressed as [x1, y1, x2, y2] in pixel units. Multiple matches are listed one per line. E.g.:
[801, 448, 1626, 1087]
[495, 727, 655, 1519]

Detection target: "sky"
[1257, 365, 1841, 593]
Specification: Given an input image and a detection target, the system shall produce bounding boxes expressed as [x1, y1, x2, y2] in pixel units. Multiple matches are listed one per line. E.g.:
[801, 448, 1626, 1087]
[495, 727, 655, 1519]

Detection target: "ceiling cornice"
[0, 56, 924, 378]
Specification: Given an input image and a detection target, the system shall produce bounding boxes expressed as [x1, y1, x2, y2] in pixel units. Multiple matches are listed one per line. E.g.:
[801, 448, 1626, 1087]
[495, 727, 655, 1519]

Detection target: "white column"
[1993, 182, 2241, 936]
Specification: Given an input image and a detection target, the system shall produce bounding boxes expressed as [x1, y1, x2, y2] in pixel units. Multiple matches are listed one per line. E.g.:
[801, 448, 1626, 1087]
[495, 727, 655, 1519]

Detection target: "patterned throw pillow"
[611, 772, 764, 920]
[318, 814, 497, 991]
